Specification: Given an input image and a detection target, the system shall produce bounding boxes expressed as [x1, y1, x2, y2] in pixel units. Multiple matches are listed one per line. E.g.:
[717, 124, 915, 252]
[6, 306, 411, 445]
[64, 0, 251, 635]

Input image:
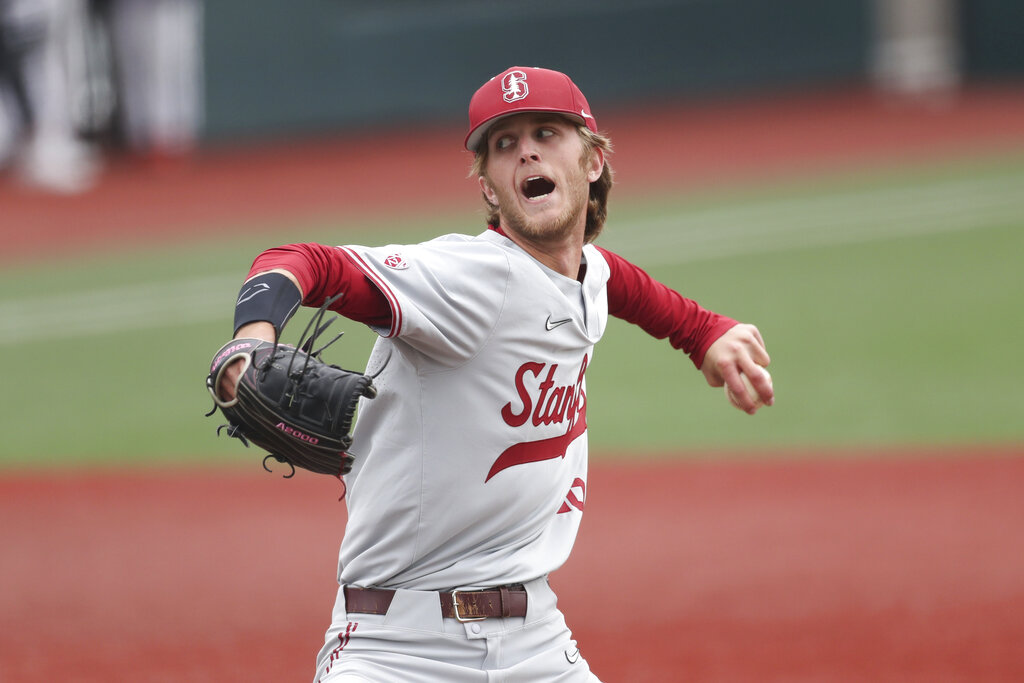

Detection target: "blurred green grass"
[2, 152, 1022, 468]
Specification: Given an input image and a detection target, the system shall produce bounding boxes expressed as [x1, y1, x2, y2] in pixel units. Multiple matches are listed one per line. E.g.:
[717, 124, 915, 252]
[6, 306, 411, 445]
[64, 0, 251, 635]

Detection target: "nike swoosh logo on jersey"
[565, 648, 581, 664]
[545, 315, 572, 331]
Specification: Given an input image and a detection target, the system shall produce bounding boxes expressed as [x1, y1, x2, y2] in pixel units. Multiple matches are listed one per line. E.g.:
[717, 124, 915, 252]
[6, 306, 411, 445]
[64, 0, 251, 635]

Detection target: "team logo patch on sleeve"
[382, 253, 410, 270]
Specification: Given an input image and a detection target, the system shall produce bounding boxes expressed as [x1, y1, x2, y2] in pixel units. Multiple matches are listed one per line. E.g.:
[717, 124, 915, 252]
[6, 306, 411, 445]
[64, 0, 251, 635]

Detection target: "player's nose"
[516, 136, 541, 163]
[518, 145, 541, 164]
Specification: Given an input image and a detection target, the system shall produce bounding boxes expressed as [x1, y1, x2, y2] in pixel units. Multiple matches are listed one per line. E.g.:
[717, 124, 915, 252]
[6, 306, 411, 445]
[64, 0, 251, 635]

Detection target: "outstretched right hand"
[701, 323, 774, 414]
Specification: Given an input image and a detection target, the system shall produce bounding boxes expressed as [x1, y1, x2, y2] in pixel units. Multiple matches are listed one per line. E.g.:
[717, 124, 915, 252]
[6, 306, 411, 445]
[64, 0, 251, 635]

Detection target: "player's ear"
[585, 147, 604, 183]
[479, 175, 498, 205]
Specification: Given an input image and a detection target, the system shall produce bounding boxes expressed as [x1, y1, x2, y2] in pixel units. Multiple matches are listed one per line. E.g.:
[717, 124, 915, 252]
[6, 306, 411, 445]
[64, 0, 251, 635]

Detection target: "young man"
[217, 66, 773, 682]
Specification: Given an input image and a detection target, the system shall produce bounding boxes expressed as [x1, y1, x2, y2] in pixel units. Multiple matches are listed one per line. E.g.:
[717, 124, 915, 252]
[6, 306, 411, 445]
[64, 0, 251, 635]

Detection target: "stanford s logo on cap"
[501, 70, 529, 103]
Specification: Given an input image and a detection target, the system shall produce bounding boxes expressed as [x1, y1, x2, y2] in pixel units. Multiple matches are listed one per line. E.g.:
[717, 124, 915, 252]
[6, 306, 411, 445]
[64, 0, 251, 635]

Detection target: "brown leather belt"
[344, 584, 527, 622]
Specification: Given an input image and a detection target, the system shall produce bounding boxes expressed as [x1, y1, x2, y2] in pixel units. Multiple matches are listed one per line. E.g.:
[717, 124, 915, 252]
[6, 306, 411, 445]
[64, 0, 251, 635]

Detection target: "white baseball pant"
[314, 576, 602, 682]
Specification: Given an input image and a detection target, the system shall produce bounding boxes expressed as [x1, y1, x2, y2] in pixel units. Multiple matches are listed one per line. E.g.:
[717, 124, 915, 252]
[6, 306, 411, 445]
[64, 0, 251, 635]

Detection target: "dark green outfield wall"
[961, 0, 1024, 78]
[202, 0, 1023, 142]
[202, 0, 869, 141]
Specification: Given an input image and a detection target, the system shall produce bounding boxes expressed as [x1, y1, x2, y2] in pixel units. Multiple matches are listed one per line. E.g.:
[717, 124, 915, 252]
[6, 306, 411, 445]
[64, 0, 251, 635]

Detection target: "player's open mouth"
[521, 176, 555, 200]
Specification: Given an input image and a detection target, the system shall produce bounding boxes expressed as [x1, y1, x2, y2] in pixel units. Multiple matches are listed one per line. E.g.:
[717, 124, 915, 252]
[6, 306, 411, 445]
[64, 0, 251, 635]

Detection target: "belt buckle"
[451, 590, 486, 623]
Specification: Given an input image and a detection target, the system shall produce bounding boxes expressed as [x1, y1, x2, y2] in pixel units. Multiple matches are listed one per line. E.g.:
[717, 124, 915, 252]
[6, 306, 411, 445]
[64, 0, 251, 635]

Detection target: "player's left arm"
[595, 246, 773, 413]
[218, 243, 394, 402]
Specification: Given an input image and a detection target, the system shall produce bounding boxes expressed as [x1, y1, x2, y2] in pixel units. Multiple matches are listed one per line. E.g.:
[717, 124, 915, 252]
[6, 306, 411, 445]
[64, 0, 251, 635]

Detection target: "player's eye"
[536, 128, 555, 140]
[494, 135, 514, 151]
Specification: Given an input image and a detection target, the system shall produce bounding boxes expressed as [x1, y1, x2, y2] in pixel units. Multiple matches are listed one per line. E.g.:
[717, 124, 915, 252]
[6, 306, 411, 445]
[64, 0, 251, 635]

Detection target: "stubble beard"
[497, 164, 590, 245]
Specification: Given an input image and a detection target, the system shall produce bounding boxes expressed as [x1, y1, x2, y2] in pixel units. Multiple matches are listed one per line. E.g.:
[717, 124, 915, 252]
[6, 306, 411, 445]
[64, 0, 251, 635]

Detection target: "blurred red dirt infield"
[2, 449, 1023, 682]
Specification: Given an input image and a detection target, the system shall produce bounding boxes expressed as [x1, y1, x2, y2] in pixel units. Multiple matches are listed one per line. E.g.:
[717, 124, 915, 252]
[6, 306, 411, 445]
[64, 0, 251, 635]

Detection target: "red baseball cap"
[465, 66, 598, 152]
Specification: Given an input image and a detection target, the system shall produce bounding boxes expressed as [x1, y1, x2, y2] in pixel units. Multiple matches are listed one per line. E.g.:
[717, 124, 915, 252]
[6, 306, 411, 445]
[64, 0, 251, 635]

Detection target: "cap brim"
[465, 109, 587, 152]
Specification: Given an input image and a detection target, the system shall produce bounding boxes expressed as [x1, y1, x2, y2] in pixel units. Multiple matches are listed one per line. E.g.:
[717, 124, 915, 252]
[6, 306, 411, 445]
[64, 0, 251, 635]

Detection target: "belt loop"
[499, 585, 511, 618]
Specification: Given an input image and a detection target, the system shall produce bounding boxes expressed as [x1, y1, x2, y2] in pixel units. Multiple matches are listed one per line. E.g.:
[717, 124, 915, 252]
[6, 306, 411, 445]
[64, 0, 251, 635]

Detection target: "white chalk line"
[0, 275, 238, 344]
[600, 171, 1024, 265]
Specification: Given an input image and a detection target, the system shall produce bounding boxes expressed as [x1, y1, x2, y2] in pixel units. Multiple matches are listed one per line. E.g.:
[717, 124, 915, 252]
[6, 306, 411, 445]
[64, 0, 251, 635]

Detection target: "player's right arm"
[595, 246, 739, 366]
[595, 245, 773, 413]
[219, 244, 393, 400]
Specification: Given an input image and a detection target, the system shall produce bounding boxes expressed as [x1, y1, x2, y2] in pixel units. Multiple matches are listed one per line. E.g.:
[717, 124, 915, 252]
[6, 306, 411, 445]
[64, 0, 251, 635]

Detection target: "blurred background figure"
[0, 0, 101, 194]
[872, 0, 961, 97]
[0, 0, 203, 194]
[104, 0, 203, 162]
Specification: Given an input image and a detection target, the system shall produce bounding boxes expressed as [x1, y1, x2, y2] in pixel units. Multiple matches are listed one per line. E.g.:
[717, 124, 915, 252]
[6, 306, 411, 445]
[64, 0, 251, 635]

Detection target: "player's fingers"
[701, 324, 771, 405]
[721, 341, 774, 413]
[703, 328, 743, 387]
[740, 329, 773, 406]
[738, 323, 770, 366]
[751, 324, 766, 350]
[744, 363, 775, 407]
[218, 359, 245, 402]
[720, 363, 759, 414]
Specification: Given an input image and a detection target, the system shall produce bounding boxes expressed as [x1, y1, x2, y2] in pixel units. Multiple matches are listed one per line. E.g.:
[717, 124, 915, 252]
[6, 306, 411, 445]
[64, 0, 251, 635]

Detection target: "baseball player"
[0, 0, 100, 192]
[217, 66, 773, 682]
[107, 0, 203, 158]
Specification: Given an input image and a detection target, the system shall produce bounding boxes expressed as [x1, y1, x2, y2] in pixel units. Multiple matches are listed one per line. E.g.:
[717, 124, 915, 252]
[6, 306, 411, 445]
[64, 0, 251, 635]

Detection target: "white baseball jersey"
[335, 229, 610, 591]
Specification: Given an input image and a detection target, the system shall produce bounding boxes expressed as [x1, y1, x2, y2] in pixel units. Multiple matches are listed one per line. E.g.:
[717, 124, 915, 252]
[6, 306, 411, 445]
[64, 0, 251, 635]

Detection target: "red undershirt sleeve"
[595, 246, 738, 369]
[247, 243, 393, 328]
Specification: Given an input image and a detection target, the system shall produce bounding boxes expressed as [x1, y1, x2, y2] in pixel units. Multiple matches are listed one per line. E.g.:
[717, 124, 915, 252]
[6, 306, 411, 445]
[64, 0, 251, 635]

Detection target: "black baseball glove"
[205, 303, 377, 478]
